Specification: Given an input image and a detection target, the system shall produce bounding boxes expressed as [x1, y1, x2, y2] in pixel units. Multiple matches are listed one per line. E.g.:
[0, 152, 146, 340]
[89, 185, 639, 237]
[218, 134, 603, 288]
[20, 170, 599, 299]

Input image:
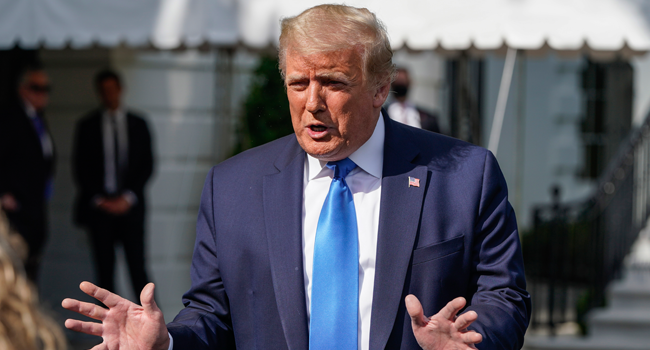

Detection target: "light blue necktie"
[310, 158, 358, 350]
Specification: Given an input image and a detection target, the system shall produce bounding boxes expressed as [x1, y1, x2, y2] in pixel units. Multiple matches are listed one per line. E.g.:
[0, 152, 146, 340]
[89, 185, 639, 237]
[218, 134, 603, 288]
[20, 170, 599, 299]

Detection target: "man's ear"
[373, 82, 391, 108]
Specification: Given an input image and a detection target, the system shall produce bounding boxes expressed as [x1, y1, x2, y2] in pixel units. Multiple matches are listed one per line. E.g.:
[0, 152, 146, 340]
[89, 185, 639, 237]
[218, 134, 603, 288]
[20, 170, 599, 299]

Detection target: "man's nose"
[305, 83, 325, 114]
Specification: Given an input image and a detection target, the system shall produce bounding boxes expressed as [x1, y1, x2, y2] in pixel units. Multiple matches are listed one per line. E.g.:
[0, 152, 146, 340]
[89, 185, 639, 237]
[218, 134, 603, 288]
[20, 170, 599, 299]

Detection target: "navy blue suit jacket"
[167, 115, 531, 349]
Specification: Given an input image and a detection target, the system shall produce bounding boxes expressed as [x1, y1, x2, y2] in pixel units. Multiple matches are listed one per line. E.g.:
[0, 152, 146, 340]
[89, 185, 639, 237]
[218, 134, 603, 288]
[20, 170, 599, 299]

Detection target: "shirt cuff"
[122, 190, 138, 205]
[168, 332, 173, 350]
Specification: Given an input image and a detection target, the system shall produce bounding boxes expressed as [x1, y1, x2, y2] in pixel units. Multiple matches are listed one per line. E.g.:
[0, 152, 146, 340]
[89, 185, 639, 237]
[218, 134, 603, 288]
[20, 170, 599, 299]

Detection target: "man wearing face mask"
[0, 65, 55, 282]
[387, 67, 440, 133]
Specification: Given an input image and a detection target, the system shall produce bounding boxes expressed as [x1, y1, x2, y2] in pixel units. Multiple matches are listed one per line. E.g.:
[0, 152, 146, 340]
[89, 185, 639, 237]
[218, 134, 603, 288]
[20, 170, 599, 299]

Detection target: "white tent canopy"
[3, 0, 650, 56]
[0, 0, 238, 49]
[239, 0, 650, 58]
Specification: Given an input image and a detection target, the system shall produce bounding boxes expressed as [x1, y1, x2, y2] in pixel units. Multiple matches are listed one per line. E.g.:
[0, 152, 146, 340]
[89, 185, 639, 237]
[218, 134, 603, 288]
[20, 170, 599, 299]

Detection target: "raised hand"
[62, 281, 170, 350]
[405, 295, 482, 350]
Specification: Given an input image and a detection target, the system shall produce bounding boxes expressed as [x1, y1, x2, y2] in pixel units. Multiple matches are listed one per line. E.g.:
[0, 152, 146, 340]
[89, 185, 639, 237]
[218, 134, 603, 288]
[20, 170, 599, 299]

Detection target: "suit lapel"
[263, 137, 309, 350]
[370, 118, 427, 350]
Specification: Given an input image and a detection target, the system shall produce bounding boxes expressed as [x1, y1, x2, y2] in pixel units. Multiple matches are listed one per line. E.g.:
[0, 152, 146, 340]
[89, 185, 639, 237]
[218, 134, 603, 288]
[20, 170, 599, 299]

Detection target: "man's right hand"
[62, 281, 170, 350]
[406, 295, 482, 350]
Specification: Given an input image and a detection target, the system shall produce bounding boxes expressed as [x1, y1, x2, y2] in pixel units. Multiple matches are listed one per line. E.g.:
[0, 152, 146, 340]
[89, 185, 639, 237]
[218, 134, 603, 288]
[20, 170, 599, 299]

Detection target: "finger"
[454, 310, 478, 331]
[461, 331, 483, 344]
[62, 298, 108, 320]
[64, 319, 103, 336]
[438, 297, 466, 321]
[405, 294, 428, 328]
[140, 283, 160, 314]
[79, 281, 123, 308]
[90, 343, 109, 350]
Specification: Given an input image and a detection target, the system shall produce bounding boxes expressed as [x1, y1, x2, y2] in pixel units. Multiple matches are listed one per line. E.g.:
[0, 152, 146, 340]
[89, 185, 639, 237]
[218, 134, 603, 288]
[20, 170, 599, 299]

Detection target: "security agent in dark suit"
[0, 66, 55, 281]
[72, 70, 154, 297]
[63, 5, 530, 350]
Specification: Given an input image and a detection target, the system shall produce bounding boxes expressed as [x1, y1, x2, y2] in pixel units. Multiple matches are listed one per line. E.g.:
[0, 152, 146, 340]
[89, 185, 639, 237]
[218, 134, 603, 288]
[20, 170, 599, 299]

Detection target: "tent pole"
[514, 54, 527, 220]
[488, 47, 517, 156]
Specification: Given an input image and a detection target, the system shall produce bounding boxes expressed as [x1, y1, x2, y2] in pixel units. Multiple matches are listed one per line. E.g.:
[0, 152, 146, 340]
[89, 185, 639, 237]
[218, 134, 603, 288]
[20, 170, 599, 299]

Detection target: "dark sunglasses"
[26, 84, 52, 93]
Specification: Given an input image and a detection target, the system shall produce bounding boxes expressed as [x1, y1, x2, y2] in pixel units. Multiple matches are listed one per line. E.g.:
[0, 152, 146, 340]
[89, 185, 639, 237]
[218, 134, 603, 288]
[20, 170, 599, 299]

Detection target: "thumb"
[405, 294, 428, 328]
[140, 283, 160, 314]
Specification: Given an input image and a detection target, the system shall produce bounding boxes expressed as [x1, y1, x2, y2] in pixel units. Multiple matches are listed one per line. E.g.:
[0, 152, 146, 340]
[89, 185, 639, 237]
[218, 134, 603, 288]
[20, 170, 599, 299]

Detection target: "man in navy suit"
[62, 4, 530, 349]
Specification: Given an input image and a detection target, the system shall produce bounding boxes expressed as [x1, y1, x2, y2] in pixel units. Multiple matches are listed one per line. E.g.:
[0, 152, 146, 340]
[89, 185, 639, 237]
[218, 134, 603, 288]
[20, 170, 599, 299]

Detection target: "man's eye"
[327, 80, 346, 88]
[289, 81, 308, 89]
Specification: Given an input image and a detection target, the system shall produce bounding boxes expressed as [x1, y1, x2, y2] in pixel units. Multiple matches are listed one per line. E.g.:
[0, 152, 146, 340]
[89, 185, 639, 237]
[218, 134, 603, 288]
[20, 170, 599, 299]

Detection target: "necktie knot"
[327, 158, 357, 179]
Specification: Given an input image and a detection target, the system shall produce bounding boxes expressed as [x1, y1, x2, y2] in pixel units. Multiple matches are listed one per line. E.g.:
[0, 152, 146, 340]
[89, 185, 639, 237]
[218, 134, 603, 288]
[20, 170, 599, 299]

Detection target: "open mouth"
[309, 125, 327, 132]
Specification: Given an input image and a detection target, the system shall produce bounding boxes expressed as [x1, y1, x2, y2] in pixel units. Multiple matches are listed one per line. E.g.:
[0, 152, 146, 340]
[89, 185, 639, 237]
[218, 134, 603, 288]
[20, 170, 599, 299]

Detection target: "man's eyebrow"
[316, 72, 353, 82]
[285, 74, 307, 82]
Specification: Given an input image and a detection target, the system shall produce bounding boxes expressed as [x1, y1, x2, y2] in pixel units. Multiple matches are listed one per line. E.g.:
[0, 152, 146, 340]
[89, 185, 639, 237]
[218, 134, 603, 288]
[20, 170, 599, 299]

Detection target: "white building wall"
[632, 53, 650, 126]
[111, 48, 220, 319]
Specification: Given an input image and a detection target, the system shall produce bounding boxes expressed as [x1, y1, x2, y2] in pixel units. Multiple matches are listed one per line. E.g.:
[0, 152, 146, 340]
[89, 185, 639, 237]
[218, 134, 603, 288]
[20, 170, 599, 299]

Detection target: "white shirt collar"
[307, 112, 385, 180]
[103, 106, 126, 120]
[22, 99, 37, 119]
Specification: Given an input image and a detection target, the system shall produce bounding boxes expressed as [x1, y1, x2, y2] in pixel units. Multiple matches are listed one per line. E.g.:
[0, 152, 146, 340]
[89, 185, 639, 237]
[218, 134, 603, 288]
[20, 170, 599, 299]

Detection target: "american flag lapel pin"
[408, 176, 420, 187]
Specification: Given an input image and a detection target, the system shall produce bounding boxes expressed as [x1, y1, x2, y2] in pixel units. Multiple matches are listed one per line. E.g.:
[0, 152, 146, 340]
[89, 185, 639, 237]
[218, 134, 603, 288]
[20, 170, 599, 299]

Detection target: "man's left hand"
[406, 295, 482, 350]
[98, 195, 132, 215]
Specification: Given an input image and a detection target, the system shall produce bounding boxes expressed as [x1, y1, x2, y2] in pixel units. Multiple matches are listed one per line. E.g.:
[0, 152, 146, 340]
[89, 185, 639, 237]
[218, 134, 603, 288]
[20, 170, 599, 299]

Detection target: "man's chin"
[305, 148, 351, 162]
[297, 137, 351, 161]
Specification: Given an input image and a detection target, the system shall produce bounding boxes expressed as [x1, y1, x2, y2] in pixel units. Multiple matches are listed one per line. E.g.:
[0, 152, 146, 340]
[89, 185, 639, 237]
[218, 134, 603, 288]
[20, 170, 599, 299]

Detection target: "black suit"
[0, 101, 55, 280]
[72, 108, 154, 295]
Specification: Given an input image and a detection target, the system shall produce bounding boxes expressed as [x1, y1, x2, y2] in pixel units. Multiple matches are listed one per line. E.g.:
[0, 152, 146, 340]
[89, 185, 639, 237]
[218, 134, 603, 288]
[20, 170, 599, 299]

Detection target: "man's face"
[391, 70, 409, 101]
[19, 71, 50, 112]
[98, 78, 122, 111]
[285, 47, 389, 161]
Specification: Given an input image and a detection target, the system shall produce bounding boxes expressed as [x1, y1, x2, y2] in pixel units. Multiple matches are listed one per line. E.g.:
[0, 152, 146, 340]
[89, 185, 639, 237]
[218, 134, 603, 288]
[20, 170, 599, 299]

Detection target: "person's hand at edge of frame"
[406, 295, 482, 350]
[62, 281, 170, 350]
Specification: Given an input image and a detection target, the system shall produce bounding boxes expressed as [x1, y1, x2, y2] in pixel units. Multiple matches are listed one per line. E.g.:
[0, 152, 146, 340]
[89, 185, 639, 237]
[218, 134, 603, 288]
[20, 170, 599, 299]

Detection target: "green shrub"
[235, 55, 293, 154]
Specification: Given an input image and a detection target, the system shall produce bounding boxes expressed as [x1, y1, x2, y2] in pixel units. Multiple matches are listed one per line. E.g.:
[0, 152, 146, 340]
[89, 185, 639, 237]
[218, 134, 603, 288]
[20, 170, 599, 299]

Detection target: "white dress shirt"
[169, 115, 385, 350]
[303, 115, 384, 350]
[24, 101, 53, 158]
[102, 107, 129, 195]
[387, 101, 421, 129]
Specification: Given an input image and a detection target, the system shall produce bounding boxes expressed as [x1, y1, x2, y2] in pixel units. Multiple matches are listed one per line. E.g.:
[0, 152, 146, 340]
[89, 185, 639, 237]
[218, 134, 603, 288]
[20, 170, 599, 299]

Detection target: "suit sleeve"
[166, 167, 236, 349]
[72, 121, 98, 198]
[124, 118, 153, 198]
[464, 151, 531, 350]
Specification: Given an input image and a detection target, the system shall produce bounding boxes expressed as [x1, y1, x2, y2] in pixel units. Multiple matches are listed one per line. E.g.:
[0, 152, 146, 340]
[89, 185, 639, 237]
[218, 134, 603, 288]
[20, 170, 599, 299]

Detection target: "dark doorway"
[446, 54, 484, 145]
[580, 59, 633, 179]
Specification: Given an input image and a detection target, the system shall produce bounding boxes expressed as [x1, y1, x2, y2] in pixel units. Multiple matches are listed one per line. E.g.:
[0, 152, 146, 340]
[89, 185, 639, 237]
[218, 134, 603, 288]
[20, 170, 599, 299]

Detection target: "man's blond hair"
[279, 4, 396, 90]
